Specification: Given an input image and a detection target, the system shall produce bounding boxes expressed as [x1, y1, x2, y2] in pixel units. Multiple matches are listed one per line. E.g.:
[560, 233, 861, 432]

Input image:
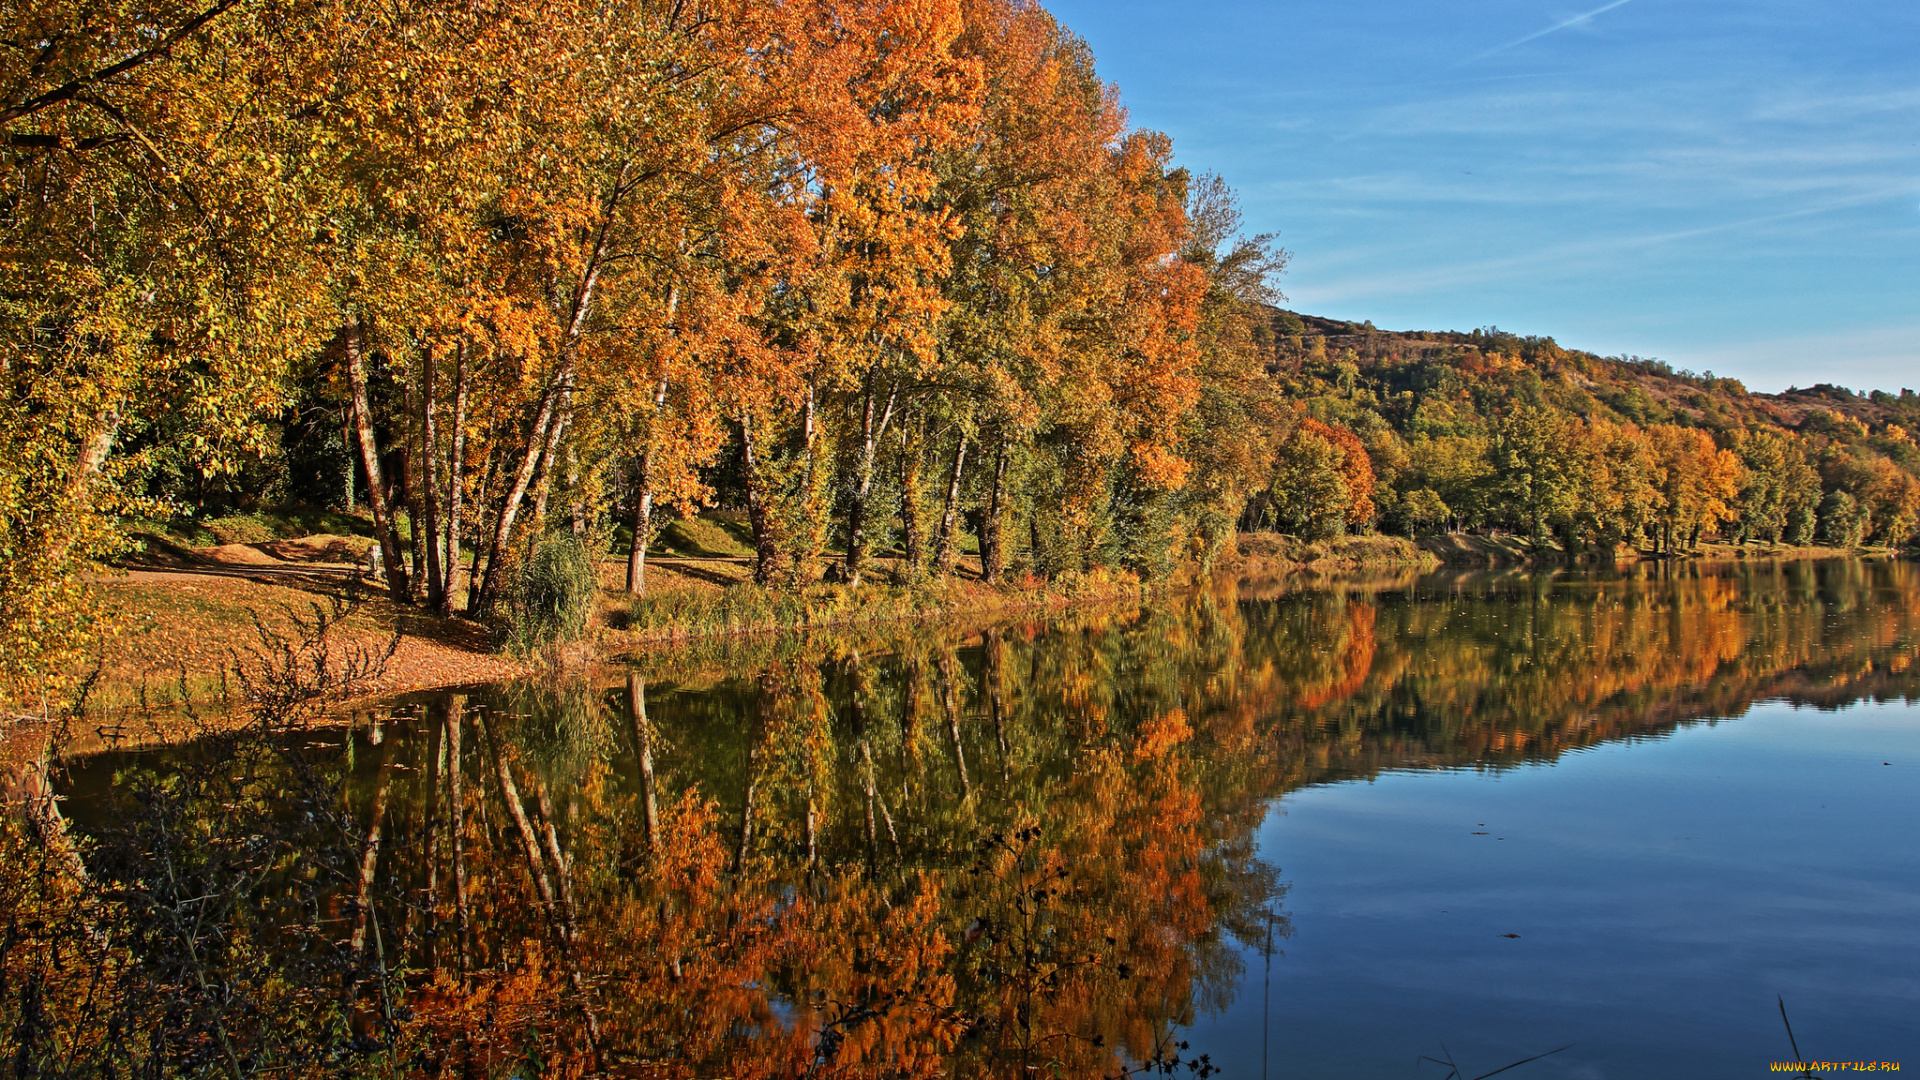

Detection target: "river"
[58, 558, 1920, 1078]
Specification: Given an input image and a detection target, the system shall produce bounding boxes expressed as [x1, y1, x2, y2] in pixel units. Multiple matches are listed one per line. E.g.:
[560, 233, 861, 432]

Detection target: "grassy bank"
[598, 567, 1148, 650]
[1224, 532, 1442, 577]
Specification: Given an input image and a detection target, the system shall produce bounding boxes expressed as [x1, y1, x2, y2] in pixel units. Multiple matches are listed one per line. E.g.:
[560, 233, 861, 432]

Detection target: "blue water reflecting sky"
[1187, 701, 1920, 1078]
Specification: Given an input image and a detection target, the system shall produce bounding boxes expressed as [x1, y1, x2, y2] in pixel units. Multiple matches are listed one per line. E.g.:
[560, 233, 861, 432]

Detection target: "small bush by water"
[497, 535, 599, 655]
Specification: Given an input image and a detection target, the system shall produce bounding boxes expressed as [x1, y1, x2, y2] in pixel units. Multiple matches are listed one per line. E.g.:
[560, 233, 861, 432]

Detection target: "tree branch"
[0, 0, 247, 127]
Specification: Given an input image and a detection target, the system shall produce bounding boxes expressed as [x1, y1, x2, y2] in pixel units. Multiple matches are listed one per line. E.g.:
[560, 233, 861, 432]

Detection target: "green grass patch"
[130, 504, 376, 547]
[653, 513, 756, 557]
[1237, 532, 1441, 572]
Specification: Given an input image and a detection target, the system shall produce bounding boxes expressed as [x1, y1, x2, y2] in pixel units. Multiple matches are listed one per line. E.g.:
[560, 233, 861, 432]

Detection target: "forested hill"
[1274, 310, 1916, 431]
[1249, 309, 1920, 550]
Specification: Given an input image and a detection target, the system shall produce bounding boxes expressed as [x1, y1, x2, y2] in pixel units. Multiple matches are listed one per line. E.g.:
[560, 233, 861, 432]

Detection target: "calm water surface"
[64, 559, 1920, 1077]
[1192, 701, 1920, 1078]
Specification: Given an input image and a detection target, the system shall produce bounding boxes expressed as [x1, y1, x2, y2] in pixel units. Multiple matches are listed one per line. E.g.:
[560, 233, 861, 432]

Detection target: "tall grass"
[499, 536, 599, 655]
[602, 569, 1148, 647]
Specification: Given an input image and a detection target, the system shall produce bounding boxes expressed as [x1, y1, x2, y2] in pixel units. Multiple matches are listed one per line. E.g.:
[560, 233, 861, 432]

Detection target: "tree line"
[1258, 327, 1920, 551]
[2, 0, 1291, 694]
[7, 1, 1917, 700]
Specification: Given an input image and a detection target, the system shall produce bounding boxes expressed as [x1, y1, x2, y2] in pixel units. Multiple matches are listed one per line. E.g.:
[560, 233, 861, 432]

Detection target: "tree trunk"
[23, 405, 123, 589]
[69, 408, 118, 503]
[900, 423, 925, 577]
[805, 786, 819, 872]
[981, 438, 1010, 584]
[424, 719, 440, 939]
[483, 715, 558, 912]
[938, 649, 970, 798]
[531, 777, 576, 935]
[790, 382, 832, 579]
[735, 678, 771, 873]
[844, 382, 898, 587]
[4, 745, 89, 884]
[848, 659, 878, 865]
[739, 413, 782, 586]
[400, 369, 427, 604]
[985, 627, 1011, 782]
[465, 444, 498, 613]
[474, 373, 568, 617]
[472, 179, 615, 616]
[439, 344, 469, 616]
[626, 468, 655, 596]
[341, 411, 356, 511]
[935, 436, 968, 576]
[350, 725, 393, 956]
[625, 672, 660, 854]
[344, 313, 410, 602]
[419, 342, 445, 613]
[1029, 497, 1042, 574]
[530, 391, 573, 530]
[626, 377, 670, 596]
[736, 753, 759, 873]
[443, 695, 469, 971]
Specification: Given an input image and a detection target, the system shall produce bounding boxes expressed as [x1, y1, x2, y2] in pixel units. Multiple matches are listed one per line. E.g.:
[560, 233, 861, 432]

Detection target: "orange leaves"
[1304, 418, 1378, 526]
[7, 0, 1304, 691]
[1132, 707, 1193, 761]
[1647, 423, 1744, 544]
[1294, 602, 1377, 709]
[782, 878, 966, 1076]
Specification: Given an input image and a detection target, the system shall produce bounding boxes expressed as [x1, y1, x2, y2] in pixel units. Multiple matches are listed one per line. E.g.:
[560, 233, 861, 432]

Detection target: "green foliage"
[1819, 490, 1868, 548]
[1491, 406, 1580, 544]
[1106, 474, 1183, 579]
[498, 535, 600, 655]
[496, 680, 612, 778]
[1402, 488, 1450, 534]
[1268, 428, 1350, 540]
[1786, 500, 1819, 546]
[655, 514, 755, 558]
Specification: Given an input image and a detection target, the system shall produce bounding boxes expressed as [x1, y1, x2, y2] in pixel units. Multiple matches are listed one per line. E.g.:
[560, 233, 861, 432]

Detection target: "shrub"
[499, 535, 599, 655]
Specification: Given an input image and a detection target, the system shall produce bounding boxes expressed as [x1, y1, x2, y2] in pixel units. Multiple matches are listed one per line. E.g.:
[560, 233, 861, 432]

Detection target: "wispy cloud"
[1458, 0, 1636, 65]
[1293, 185, 1914, 306]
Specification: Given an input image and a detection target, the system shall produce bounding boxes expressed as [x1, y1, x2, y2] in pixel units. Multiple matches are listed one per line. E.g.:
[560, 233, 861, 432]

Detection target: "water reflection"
[60, 558, 1920, 1075]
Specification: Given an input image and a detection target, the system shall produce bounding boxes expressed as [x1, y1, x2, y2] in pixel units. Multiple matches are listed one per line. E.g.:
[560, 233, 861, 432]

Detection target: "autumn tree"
[1175, 174, 1290, 559]
[0, 0, 347, 695]
[1263, 417, 1372, 540]
[1491, 405, 1580, 544]
[1732, 428, 1819, 545]
[1647, 424, 1742, 552]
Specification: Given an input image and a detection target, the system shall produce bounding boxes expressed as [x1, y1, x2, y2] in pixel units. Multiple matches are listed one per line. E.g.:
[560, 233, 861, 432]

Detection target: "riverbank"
[1415, 531, 1892, 566]
[55, 547, 1157, 726]
[39, 528, 1899, 732]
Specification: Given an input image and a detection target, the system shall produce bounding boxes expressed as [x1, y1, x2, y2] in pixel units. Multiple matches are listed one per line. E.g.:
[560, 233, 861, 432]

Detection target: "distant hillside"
[1248, 309, 1919, 551]
[1270, 309, 1917, 430]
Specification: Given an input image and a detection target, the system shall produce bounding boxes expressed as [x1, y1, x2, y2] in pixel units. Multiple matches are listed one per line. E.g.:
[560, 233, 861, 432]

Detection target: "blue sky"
[1042, 0, 1920, 393]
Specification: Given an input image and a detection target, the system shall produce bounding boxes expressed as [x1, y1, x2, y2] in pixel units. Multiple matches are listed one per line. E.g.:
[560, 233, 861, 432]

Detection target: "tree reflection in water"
[51, 559, 1920, 1076]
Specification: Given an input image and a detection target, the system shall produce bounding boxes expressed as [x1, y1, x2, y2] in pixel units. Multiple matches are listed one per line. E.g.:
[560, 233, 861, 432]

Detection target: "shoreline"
[29, 534, 1903, 745]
